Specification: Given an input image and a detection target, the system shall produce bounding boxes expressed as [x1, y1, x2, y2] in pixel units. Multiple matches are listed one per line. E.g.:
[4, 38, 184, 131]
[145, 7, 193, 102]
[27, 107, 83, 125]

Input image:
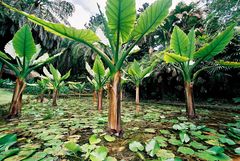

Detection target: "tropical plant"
[86, 56, 109, 113]
[37, 77, 50, 103]
[127, 60, 157, 111]
[0, 25, 61, 118]
[2, 0, 172, 134]
[68, 81, 86, 97]
[163, 24, 235, 118]
[41, 64, 71, 106]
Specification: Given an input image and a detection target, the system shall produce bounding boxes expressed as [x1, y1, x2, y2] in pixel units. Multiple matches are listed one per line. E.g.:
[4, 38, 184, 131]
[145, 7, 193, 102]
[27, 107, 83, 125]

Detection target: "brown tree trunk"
[108, 71, 121, 135]
[184, 82, 196, 118]
[93, 91, 97, 105]
[136, 85, 140, 113]
[97, 88, 103, 113]
[9, 78, 26, 118]
[52, 89, 58, 106]
[40, 93, 44, 103]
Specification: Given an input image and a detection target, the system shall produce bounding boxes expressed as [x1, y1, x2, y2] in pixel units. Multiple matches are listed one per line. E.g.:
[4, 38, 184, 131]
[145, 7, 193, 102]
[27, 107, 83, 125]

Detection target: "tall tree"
[2, 0, 172, 135]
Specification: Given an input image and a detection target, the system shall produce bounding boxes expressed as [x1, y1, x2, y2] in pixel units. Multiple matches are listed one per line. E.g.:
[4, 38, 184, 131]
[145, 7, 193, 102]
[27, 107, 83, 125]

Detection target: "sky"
[66, 0, 197, 29]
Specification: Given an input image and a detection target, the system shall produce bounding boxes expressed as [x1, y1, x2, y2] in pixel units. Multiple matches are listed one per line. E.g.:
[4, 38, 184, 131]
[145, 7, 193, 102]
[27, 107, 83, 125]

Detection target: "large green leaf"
[131, 0, 172, 40]
[49, 64, 61, 81]
[61, 70, 71, 81]
[2, 3, 99, 45]
[186, 28, 195, 59]
[106, 0, 136, 43]
[170, 26, 189, 56]
[2, 2, 116, 72]
[93, 56, 105, 79]
[13, 25, 36, 61]
[128, 60, 141, 78]
[194, 24, 235, 60]
[141, 61, 157, 79]
[164, 52, 189, 63]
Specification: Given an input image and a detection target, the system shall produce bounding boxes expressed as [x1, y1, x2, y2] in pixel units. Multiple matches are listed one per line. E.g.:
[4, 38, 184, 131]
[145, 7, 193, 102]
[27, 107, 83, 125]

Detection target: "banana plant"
[37, 78, 50, 103]
[163, 25, 235, 118]
[127, 60, 157, 112]
[68, 82, 86, 97]
[0, 25, 61, 118]
[41, 64, 71, 106]
[2, 0, 172, 134]
[86, 56, 110, 113]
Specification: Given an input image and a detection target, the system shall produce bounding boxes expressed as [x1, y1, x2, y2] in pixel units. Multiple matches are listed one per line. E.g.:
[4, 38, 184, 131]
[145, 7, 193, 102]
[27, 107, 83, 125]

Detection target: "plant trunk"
[52, 89, 58, 106]
[40, 93, 44, 103]
[9, 78, 26, 118]
[136, 85, 140, 113]
[108, 71, 121, 135]
[184, 82, 196, 118]
[93, 91, 97, 105]
[97, 88, 103, 113]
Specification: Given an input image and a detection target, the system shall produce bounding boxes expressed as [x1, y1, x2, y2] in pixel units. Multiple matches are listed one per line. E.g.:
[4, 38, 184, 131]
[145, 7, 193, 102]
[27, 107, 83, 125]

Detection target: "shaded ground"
[0, 97, 239, 161]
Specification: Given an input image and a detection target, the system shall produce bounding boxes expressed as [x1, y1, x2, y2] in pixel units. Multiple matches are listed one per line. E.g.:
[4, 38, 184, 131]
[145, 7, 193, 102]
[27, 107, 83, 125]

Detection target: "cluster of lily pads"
[0, 98, 239, 160]
[128, 120, 240, 160]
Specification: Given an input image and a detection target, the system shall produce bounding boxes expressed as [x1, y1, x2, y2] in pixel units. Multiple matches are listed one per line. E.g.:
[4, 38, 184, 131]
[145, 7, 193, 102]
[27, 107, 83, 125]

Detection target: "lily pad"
[89, 134, 101, 145]
[104, 135, 116, 142]
[190, 141, 207, 150]
[177, 147, 194, 155]
[129, 141, 144, 152]
[89, 146, 108, 161]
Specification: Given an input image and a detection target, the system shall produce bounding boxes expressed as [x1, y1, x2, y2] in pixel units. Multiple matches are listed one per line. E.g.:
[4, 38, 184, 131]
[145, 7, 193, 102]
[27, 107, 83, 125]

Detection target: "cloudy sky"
[66, 0, 197, 29]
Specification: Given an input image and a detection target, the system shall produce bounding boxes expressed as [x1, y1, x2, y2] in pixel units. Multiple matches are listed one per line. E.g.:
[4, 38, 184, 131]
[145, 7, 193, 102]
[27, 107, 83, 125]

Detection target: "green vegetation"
[0, 98, 239, 160]
[0, 25, 61, 117]
[0, 0, 239, 160]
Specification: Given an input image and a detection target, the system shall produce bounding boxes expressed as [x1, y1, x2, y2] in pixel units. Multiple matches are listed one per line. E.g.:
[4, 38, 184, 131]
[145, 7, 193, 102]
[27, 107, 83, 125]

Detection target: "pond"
[0, 97, 239, 161]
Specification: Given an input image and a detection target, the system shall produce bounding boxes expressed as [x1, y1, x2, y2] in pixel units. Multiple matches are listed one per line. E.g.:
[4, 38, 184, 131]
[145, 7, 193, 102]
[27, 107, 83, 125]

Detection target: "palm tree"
[2, 0, 172, 135]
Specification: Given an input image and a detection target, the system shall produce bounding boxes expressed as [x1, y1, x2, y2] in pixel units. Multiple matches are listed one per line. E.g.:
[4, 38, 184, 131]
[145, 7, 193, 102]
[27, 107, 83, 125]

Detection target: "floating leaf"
[159, 130, 170, 135]
[89, 134, 101, 145]
[168, 138, 182, 146]
[177, 147, 194, 155]
[206, 146, 224, 155]
[190, 141, 207, 150]
[129, 141, 144, 152]
[23, 152, 47, 161]
[179, 132, 190, 143]
[156, 149, 175, 159]
[64, 142, 81, 153]
[104, 135, 116, 142]
[219, 137, 236, 145]
[234, 147, 240, 154]
[145, 139, 160, 157]
[89, 146, 108, 161]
